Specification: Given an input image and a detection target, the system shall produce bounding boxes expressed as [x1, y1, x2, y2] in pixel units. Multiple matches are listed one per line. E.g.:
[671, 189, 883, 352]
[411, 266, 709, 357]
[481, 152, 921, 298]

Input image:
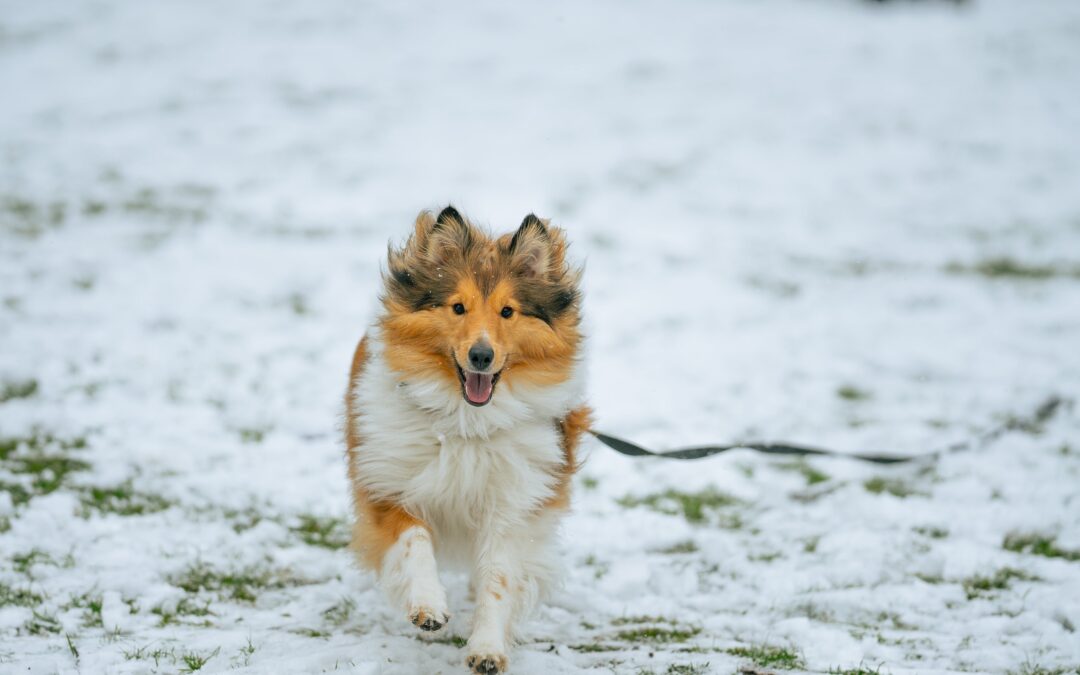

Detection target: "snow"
[2, 0, 1079, 673]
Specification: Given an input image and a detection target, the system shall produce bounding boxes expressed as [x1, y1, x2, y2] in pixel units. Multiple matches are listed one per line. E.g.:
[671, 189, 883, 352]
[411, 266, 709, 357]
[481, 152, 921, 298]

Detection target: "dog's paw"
[465, 652, 508, 675]
[408, 606, 450, 632]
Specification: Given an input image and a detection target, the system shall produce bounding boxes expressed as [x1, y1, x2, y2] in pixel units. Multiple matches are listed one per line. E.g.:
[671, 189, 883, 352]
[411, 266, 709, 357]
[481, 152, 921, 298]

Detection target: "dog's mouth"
[455, 363, 501, 407]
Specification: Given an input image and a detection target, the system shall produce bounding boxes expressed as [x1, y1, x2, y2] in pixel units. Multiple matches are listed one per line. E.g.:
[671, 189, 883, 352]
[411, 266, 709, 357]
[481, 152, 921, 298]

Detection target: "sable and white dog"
[343, 206, 591, 674]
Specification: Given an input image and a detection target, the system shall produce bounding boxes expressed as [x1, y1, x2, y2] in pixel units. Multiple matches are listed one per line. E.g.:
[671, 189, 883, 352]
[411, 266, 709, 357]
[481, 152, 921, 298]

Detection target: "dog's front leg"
[379, 523, 450, 632]
[465, 541, 530, 675]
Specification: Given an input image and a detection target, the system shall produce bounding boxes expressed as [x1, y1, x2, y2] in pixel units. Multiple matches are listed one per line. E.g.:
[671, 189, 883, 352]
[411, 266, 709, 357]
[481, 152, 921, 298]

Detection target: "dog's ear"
[392, 205, 473, 271]
[424, 205, 473, 262]
[508, 213, 557, 280]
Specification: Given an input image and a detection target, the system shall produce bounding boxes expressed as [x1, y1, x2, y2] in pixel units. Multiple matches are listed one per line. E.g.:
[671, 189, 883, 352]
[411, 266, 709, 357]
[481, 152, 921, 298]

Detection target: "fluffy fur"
[344, 207, 591, 674]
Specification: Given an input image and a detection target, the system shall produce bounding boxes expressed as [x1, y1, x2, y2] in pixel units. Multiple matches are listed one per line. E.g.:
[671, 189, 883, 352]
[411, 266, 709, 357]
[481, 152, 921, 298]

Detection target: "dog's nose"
[468, 341, 495, 371]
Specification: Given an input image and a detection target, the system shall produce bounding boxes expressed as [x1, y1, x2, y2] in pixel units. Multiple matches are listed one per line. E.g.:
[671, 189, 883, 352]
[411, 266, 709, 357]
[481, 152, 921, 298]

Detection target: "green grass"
[322, 597, 356, 627]
[655, 540, 699, 554]
[152, 598, 213, 626]
[962, 567, 1039, 599]
[837, 385, 872, 401]
[0, 582, 43, 607]
[169, 561, 312, 602]
[946, 257, 1080, 280]
[290, 514, 350, 549]
[864, 476, 920, 498]
[430, 634, 468, 648]
[1004, 533, 1080, 562]
[78, 482, 174, 518]
[1007, 658, 1080, 675]
[122, 645, 177, 667]
[180, 647, 220, 672]
[24, 610, 62, 635]
[726, 644, 805, 670]
[0, 431, 91, 506]
[777, 460, 830, 486]
[612, 615, 676, 626]
[238, 427, 268, 444]
[12, 549, 73, 575]
[569, 643, 622, 653]
[610, 615, 699, 645]
[66, 591, 104, 628]
[829, 665, 883, 675]
[617, 487, 739, 524]
[665, 664, 710, 675]
[914, 525, 949, 539]
[0, 379, 38, 402]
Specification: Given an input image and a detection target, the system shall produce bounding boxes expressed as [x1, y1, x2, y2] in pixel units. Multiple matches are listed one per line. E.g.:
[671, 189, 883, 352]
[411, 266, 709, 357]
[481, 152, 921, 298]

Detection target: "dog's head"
[379, 206, 582, 408]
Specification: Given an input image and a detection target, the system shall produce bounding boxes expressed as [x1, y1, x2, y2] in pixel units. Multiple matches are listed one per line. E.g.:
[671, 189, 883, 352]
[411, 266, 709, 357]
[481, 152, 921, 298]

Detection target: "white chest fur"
[350, 333, 582, 562]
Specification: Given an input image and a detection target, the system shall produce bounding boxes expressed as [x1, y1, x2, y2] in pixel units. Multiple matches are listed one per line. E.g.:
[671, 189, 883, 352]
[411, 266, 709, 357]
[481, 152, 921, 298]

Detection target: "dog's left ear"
[509, 214, 562, 280]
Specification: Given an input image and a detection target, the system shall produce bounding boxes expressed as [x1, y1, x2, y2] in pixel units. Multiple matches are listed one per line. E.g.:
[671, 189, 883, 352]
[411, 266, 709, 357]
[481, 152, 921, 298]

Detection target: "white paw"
[465, 650, 508, 675]
[408, 603, 450, 632]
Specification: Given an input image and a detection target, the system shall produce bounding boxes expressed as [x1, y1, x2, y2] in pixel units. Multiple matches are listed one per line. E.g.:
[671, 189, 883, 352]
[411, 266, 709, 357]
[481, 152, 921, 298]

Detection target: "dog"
[343, 206, 591, 674]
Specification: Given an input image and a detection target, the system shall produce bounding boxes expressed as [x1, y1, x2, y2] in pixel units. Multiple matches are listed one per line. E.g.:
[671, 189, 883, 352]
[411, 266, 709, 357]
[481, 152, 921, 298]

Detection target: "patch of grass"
[615, 626, 701, 644]
[1008, 658, 1080, 675]
[1, 195, 67, 237]
[914, 525, 949, 539]
[12, 548, 72, 575]
[864, 476, 920, 498]
[569, 643, 622, 653]
[0, 379, 38, 402]
[962, 567, 1039, 599]
[65, 633, 79, 664]
[837, 385, 872, 402]
[169, 561, 312, 602]
[24, 610, 62, 635]
[945, 257, 1080, 280]
[829, 665, 883, 675]
[617, 487, 739, 524]
[238, 427, 268, 444]
[776, 460, 830, 486]
[1, 583, 43, 607]
[665, 664, 709, 674]
[122, 645, 179, 666]
[322, 597, 355, 627]
[67, 591, 104, 628]
[584, 554, 610, 580]
[0, 431, 90, 506]
[1004, 533, 1080, 562]
[654, 540, 699, 554]
[77, 482, 174, 518]
[430, 634, 468, 648]
[612, 615, 676, 626]
[152, 598, 213, 626]
[235, 638, 256, 666]
[581, 475, 599, 490]
[290, 514, 349, 550]
[180, 647, 220, 673]
[726, 644, 805, 670]
[292, 627, 330, 639]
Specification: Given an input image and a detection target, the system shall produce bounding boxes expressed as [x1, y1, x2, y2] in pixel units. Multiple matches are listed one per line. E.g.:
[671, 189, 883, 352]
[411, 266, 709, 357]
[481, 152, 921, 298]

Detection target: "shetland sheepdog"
[343, 206, 591, 674]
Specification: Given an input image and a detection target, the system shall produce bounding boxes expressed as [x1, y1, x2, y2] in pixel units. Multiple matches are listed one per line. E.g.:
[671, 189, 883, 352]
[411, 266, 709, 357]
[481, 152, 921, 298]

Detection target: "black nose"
[468, 341, 495, 371]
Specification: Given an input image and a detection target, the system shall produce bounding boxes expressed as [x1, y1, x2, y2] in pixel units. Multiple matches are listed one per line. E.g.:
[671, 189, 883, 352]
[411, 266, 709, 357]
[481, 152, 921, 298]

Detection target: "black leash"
[589, 395, 1067, 465]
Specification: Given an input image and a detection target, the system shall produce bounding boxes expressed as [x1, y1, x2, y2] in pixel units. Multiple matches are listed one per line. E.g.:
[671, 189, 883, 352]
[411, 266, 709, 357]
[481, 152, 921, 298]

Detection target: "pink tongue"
[465, 372, 494, 403]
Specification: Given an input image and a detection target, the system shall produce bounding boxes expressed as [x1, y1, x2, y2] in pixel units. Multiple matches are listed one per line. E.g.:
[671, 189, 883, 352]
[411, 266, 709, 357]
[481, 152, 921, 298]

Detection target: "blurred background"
[2, 1, 1079, 673]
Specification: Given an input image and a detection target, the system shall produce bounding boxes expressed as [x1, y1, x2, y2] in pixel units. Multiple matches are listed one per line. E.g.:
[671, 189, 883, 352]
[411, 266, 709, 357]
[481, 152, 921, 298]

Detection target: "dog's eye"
[500, 306, 514, 319]
[452, 303, 466, 315]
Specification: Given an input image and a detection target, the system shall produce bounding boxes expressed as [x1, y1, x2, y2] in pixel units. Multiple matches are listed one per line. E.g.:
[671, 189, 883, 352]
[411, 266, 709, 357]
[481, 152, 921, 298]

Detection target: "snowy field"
[3, 0, 1080, 673]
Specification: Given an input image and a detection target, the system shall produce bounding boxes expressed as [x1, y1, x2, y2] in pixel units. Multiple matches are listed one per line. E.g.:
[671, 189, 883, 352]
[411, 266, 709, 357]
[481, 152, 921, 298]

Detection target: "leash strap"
[588, 395, 1066, 465]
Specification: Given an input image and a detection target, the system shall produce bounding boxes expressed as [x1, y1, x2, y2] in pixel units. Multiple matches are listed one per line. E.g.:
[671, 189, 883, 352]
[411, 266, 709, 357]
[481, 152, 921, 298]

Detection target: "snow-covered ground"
[3, 0, 1080, 673]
